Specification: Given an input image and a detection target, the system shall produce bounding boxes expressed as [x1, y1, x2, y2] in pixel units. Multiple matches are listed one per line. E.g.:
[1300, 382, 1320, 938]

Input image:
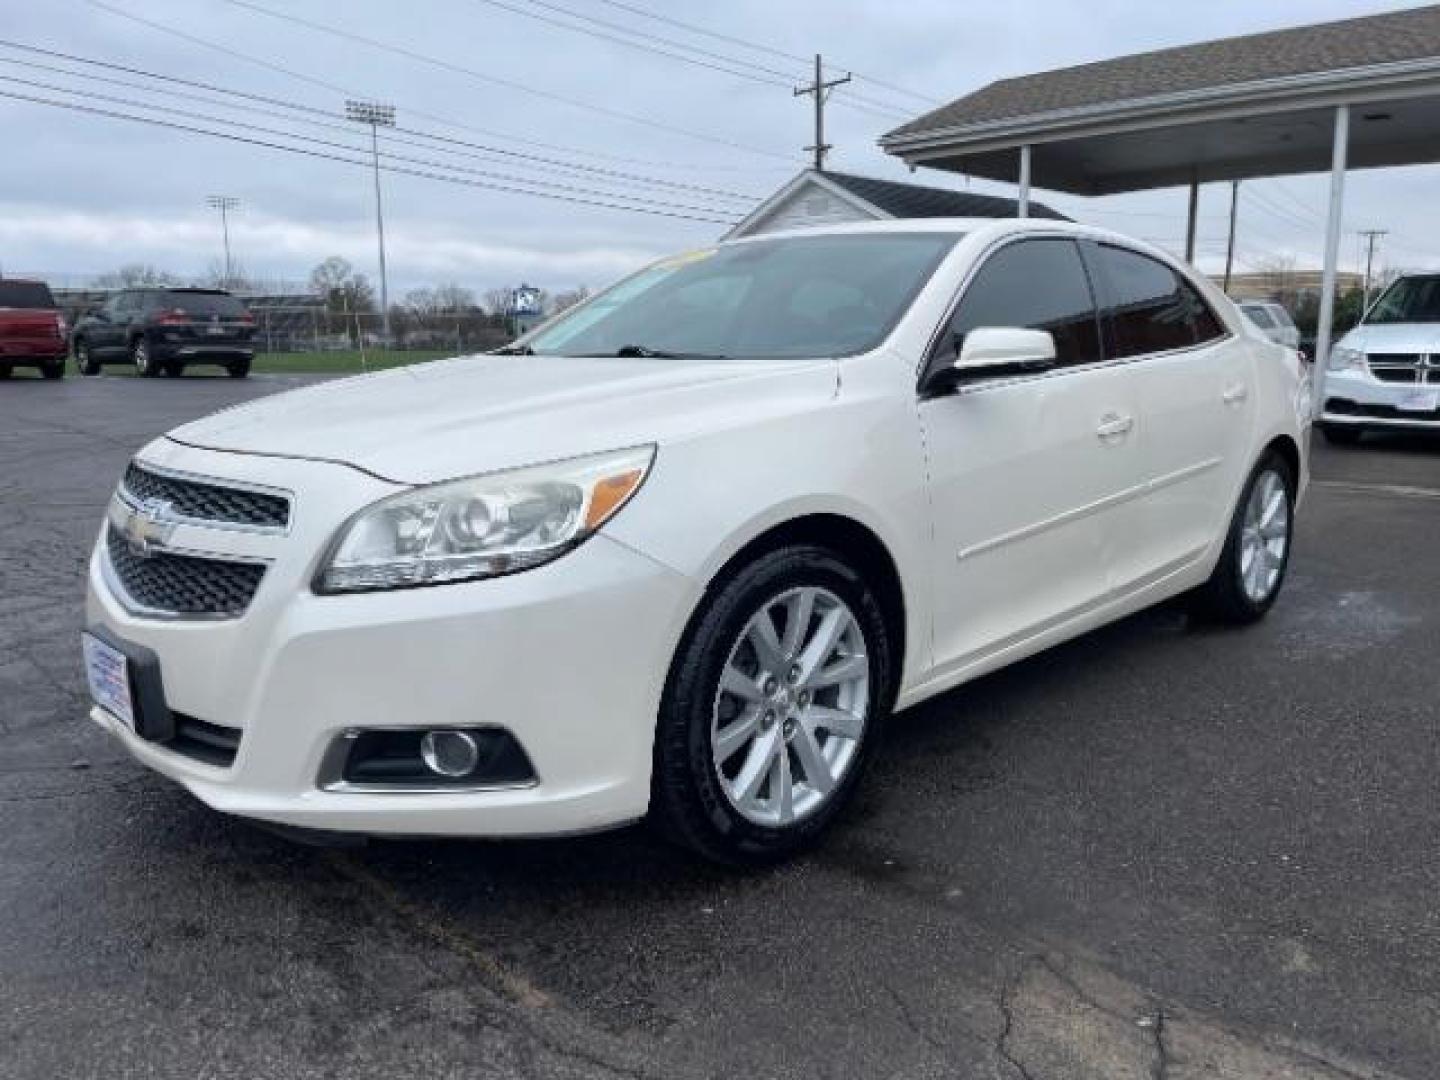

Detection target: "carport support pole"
[1313, 104, 1350, 418]
[1017, 145, 1031, 218]
[1184, 178, 1199, 263]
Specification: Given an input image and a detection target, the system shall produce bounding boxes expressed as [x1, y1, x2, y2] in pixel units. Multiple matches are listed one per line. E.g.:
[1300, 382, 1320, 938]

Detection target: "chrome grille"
[105, 526, 266, 617]
[122, 463, 290, 529]
[1367, 353, 1440, 385]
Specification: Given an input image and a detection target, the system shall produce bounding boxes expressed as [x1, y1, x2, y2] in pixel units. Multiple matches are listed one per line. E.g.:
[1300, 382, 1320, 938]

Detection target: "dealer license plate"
[82, 632, 135, 730]
[1396, 389, 1439, 413]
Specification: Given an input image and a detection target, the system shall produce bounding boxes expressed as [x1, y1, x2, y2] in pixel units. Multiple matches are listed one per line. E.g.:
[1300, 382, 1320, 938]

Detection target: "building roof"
[819, 170, 1067, 220]
[886, 5, 1440, 141]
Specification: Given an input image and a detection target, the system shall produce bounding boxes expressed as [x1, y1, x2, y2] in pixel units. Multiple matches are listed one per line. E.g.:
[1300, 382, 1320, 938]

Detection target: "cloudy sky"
[2, 0, 1436, 298]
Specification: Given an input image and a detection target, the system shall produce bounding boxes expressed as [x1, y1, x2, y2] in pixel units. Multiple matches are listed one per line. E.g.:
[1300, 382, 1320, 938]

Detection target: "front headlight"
[315, 446, 654, 594]
[1327, 345, 1364, 372]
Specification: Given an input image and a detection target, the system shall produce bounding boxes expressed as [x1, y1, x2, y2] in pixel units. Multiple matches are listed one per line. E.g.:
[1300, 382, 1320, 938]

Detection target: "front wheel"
[651, 545, 894, 865]
[133, 339, 159, 378]
[1191, 452, 1296, 624]
[227, 359, 251, 379]
[0, 364, 11, 380]
[41, 358, 65, 380]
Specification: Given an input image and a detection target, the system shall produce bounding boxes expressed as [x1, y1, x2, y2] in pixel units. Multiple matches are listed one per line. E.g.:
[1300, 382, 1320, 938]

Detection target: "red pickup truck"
[0, 279, 68, 379]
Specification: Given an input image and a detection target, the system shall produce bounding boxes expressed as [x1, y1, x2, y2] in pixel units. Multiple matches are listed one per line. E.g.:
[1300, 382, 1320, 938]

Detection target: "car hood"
[167, 352, 839, 485]
[1336, 322, 1440, 353]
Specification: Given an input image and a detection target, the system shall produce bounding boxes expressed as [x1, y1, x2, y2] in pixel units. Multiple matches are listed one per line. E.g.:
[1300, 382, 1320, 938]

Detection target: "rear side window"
[159, 292, 247, 318]
[1092, 245, 1224, 357]
[938, 238, 1102, 370]
[0, 281, 56, 309]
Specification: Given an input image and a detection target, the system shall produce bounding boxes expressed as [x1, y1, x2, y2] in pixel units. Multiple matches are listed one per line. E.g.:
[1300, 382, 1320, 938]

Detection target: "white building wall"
[740, 182, 880, 237]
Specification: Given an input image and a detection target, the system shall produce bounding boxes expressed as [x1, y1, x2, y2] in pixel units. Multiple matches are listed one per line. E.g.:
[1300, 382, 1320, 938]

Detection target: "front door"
[919, 236, 1144, 680]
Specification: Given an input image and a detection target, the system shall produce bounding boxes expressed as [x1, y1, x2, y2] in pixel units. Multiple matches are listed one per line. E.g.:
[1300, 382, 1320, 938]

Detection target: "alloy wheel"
[1239, 469, 1290, 603]
[710, 586, 870, 827]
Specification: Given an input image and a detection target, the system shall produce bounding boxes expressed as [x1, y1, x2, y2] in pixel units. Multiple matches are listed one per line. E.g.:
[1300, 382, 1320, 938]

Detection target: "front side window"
[1366, 276, 1440, 324]
[932, 238, 1102, 375]
[1093, 245, 1225, 356]
[524, 232, 958, 360]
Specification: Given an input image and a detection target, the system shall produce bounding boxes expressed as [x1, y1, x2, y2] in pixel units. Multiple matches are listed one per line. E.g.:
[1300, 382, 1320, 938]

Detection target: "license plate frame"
[82, 631, 136, 730]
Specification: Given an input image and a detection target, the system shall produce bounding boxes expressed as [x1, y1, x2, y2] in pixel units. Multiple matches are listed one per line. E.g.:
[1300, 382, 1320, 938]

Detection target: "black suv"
[72, 288, 256, 378]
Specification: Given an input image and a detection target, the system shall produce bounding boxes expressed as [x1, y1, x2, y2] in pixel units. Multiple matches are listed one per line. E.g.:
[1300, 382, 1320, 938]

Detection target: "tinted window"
[1094, 245, 1222, 356]
[526, 233, 957, 360]
[1242, 305, 1275, 328]
[0, 281, 56, 309]
[938, 238, 1101, 369]
[159, 291, 247, 318]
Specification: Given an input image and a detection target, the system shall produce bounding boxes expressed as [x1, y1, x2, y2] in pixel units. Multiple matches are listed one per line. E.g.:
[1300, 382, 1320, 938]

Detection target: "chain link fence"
[248, 306, 511, 356]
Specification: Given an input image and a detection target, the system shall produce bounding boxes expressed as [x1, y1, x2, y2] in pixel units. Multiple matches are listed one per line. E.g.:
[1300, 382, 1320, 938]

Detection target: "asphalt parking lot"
[2, 372, 1438, 1080]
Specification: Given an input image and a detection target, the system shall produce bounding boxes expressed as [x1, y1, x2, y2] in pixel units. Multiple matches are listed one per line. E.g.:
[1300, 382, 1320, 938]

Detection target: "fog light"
[419, 730, 480, 777]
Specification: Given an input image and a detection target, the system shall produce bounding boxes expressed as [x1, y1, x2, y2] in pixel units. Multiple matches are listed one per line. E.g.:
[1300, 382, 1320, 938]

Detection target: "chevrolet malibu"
[84, 220, 1309, 864]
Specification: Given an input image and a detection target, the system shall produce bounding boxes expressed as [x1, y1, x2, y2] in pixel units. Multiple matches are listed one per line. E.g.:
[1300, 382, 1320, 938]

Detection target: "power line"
[0, 72, 737, 216]
[83, 0, 788, 174]
[586, 0, 942, 107]
[0, 87, 736, 224]
[211, 0, 798, 161]
[0, 42, 761, 202]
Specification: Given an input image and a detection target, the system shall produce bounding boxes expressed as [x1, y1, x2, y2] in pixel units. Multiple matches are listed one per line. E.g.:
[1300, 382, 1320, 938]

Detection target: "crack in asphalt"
[995, 962, 1036, 1080]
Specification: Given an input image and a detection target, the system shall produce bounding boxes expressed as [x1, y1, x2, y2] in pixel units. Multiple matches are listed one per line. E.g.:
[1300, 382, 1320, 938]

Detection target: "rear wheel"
[41, 357, 65, 380]
[227, 359, 251, 379]
[1320, 424, 1362, 446]
[0, 364, 11, 379]
[132, 339, 159, 378]
[651, 545, 893, 865]
[162, 361, 183, 377]
[1191, 451, 1295, 624]
[75, 339, 101, 376]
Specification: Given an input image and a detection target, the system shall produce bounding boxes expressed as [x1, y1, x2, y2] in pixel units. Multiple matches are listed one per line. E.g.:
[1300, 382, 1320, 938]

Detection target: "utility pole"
[793, 54, 850, 171]
[206, 195, 240, 287]
[346, 99, 396, 343]
[1358, 228, 1387, 309]
[1223, 180, 1240, 293]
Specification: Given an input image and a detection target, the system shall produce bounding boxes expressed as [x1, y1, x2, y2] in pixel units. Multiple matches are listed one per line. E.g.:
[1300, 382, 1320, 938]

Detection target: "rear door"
[919, 236, 1145, 678]
[89, 294, 131, 354]
[1084, 242, 1253, 589]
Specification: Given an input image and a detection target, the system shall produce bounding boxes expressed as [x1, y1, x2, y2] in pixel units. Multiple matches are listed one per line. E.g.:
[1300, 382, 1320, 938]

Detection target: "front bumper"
[86, 441, 699, 837]
[1321, 367, 1440, 428]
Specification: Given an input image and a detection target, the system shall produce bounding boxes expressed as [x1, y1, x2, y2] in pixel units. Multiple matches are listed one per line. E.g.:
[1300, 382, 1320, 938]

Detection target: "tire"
[133, 338, 159, 378]
[227, 359, 251, 379]
[0, 364, 11, 379]
[162, 361, 183, 377]
[651, 544, 894, 865]
[75, 340, 101, 376]
[41, 357, 65, 380]
[1191, 451, 1296, 624]
[1320, 424, 1362, 446]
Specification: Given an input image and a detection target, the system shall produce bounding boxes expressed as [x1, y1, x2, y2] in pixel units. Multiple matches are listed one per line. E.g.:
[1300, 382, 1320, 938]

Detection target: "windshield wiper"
[492, 344, 533, 355]
[614, 343, 728, 359]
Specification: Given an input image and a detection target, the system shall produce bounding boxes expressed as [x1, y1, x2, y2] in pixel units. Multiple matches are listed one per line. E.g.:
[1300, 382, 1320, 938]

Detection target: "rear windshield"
[1367, 276, 1440, 324]
[0, 281, 56, 309]
[159, 292, 247, 317]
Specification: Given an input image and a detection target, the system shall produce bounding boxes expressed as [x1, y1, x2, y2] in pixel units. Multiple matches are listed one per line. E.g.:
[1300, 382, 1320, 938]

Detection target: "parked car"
[83, 220, 1309, 863]
[1320, 273, 1440, 444]
[72, 287, 256, 378]
[1238, 301, 1301, 350]
[0, 278, 68, 379]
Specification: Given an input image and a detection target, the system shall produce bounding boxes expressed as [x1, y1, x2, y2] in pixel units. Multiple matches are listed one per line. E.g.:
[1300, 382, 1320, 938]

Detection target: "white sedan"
[83, 219, 1309, 864]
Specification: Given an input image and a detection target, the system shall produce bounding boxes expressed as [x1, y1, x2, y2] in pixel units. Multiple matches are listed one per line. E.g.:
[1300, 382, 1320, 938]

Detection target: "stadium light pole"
[345, 100, 395, 342]
[206, 195, 240, 287]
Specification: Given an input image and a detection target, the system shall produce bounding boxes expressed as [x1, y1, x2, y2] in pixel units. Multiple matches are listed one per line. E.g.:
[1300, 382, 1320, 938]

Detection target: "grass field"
[251, 349, 454, 374]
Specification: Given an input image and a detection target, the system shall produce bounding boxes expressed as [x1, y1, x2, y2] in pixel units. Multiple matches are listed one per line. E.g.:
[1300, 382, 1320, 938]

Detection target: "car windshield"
[161, 292, 247, 317]
[0, 281, 56, 309]
[1366, 275, 1440, 324]
[524, 232, 958, 360]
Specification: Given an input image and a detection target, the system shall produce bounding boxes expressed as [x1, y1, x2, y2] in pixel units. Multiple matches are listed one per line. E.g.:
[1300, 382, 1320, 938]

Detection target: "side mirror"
[928, 327, 1056, 394]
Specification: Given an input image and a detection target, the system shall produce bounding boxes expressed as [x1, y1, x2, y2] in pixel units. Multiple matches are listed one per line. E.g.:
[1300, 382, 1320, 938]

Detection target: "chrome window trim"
[917, 232, 1235, 397]
[121, 459, 295, 536]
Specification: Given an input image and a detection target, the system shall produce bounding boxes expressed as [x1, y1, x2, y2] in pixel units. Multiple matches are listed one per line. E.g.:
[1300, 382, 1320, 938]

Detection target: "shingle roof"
[886, 4, 1440, 140]
[822, 171, 1068, 221]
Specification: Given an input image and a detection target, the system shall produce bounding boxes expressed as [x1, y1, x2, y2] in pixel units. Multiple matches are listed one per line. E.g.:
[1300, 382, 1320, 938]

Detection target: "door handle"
[1222, 382, 1249, 406]
[1095, 413, 1134, 441]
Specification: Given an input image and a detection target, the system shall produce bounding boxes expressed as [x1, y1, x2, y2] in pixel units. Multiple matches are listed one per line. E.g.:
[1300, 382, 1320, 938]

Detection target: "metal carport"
[879, 4, 1440, 410]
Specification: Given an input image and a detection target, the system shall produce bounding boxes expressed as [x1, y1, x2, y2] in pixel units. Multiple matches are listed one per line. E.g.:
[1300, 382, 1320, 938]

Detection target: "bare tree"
[92, 263, 179, 288]
[482, 287, 512, 317]
[309, 257, 374, 313]
[551, 286, 591, 314]
[433, 282, 476, 312]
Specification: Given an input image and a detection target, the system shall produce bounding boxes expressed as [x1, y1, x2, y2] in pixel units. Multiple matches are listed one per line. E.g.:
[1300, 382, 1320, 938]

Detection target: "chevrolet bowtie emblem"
[124, 498, 177, 558]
